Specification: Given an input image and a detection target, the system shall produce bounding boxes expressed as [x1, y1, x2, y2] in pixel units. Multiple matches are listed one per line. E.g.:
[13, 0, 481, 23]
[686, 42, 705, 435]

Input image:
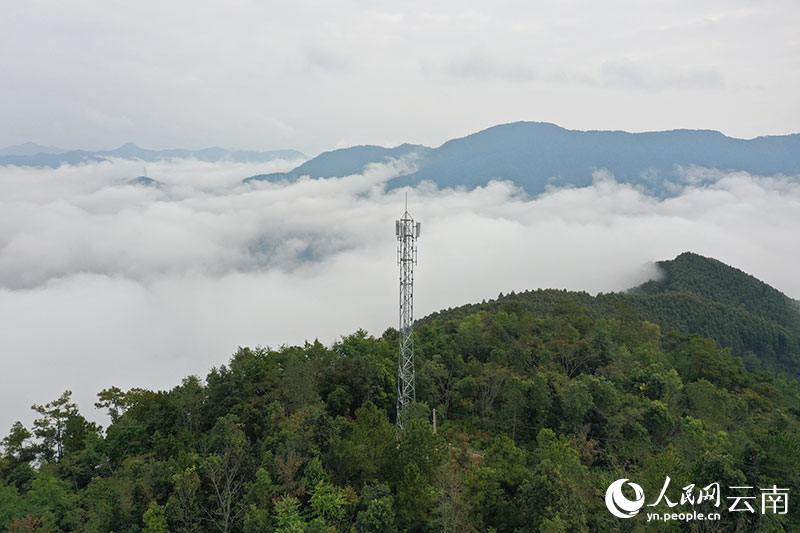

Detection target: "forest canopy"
[2, 252, 799, 532]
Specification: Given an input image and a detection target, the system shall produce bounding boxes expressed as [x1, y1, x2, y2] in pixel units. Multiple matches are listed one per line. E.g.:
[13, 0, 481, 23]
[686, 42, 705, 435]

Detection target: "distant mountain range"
[8, 123, 800, 195]
[0, 142, 306, 167]
[245, 122, 800, 195]
[244, 144, 429, 183]
[0, 142, 67, 157]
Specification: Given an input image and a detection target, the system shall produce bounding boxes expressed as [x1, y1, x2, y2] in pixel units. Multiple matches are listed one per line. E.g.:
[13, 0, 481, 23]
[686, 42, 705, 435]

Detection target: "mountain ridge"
[244, 122, 800, 195]
[0, 143, 306, 168]
[244, 143, 430, 183]
[0, 142, 67, 157]
[630, 252, 800, 334]
[420, 251, 800, 378]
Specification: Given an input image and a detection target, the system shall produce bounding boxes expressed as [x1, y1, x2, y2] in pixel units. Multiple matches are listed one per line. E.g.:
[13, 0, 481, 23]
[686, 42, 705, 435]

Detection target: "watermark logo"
[605, 478, 645, 518]
[604, 476, 789, 522]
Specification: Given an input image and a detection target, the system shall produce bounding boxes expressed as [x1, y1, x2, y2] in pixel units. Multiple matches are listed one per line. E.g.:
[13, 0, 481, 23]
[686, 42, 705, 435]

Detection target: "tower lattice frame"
[395, 202, 420, 430]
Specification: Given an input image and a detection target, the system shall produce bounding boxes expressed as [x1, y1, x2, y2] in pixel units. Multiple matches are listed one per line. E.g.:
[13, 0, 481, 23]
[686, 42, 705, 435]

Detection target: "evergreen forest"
[2, 252, 800, 532]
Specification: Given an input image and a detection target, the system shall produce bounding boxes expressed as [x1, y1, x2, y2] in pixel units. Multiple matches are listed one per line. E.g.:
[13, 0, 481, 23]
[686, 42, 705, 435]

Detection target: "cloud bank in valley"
[1, 158, 799, 431]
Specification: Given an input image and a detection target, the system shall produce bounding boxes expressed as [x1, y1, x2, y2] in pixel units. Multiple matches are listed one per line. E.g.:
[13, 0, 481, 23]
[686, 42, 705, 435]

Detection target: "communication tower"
[395, 196, 420, 430]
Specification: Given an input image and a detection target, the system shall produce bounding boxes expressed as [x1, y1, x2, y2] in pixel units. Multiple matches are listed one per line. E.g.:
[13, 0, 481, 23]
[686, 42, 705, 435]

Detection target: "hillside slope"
[3, 252, 799, 531]
[244, 144, 430, 183]
[631, 252, 800, 333]
[393, 122, 800, 194]
[423, 252, 800, 377]
[244, 122, 800, 195]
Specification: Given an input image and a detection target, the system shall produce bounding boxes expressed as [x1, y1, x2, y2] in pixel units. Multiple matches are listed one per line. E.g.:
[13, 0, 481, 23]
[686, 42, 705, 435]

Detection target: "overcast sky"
[2, 0, 799, 154]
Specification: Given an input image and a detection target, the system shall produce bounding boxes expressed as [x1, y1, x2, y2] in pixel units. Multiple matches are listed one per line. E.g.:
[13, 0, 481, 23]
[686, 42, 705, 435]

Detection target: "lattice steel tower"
[395, 197, 420, 430]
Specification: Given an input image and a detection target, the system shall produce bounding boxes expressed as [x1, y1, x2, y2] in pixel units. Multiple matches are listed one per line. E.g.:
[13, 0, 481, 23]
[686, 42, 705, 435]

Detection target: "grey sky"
[2, 1, 799, 154]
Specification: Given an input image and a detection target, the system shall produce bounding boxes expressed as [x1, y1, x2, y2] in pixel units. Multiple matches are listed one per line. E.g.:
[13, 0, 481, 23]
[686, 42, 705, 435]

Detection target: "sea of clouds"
[1, 157, 799, 431]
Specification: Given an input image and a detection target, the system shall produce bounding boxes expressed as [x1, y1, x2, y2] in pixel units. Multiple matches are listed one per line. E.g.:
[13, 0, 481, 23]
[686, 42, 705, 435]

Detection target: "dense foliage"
[425, 253, 800, 378]
[2, 253, 800, 532]
[632, 253, 800, 333]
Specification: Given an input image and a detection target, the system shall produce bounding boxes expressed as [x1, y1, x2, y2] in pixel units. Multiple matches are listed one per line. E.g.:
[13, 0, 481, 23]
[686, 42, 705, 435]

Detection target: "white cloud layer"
[1, 159, 799, 433]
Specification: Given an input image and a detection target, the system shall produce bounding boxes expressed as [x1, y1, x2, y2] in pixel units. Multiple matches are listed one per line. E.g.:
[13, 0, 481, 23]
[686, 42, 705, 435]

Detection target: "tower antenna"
[395, 194, 421, 430]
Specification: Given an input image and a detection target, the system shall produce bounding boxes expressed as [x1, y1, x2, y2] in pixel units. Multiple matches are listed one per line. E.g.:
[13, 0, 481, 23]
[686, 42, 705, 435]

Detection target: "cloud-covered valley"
[1, 158, 799, 432]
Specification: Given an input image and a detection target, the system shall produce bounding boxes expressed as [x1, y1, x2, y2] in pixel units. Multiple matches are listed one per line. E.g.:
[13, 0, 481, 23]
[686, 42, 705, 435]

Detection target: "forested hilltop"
[424, 252, 800, 379]
[2, 253, 800, 532]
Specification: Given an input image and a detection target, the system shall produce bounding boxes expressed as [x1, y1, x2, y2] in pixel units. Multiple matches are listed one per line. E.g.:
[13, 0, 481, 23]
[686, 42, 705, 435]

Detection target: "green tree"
[560, 380, 592, 432]
[684, 379, 734, 430]
[15, 467, 76, 532]
[2, 422, 32, 459]
[31, 391, 77, 462]
[167, 466, 202, 533]
[467, 435, 529, 530]
[203, 415, 251, 533]
[355, 483, 396, 533]
[518, 429, 592, 532]
[396, 464, 437, 532]
[674, 336, 742, 387]
[641, 400, 675, 445]
[143, 501, 169, 533]
[0, 481, 22, 529]
[242, 467, 276, 533]
[330, 401, 395, 485]
[95, 386, 130, 424]
[273, 496, 305, 533]
[1, 422, 35, 490]
[310, 480, 348, 525]
[398, 417, 447, 483]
